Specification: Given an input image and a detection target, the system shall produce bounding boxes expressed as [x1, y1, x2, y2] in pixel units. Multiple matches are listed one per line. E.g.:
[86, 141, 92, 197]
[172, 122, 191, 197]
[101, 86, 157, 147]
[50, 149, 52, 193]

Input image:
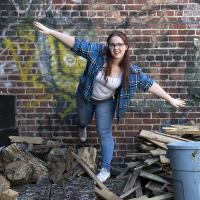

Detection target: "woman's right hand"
[34, 21, 52, 35]
[34, 21, 75, 48]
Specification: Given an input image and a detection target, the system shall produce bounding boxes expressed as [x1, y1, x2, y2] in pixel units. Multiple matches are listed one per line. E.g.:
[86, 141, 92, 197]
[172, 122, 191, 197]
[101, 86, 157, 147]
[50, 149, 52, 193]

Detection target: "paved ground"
[14, 176, 126, 200]
[14, 177, 95, 200]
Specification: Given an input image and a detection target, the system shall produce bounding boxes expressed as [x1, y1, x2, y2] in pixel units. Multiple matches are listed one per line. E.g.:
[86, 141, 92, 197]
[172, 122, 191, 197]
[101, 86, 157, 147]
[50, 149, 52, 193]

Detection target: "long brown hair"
[104, 31, 130, 88]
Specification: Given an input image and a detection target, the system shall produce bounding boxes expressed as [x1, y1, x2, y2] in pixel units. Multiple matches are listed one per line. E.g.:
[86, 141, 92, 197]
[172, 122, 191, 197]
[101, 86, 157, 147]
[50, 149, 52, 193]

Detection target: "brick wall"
[0, 0, 200, 164]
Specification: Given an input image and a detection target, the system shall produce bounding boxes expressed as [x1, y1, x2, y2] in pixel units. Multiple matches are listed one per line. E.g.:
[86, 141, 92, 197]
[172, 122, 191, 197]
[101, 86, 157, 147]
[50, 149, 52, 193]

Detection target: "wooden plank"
[144, 158, 159, 166]
[148, 139, 167, 150]
[165, 130, 200, 135]
[129, 193, 173, 200]
[139, 130, 185, 144]
[122, 166, 142, 193]
[139, 144, 155, 151]
[135, 180, 143, 198]
[9, 136, 43, 144]
[160, 155, 170, 164]
[126, 162, 140, 169]
[71, 152, 122, 200]
[71, 151, 106, 190]
[129, 195, 149, 200]
[145, 181, 167, 193]
[150, 148, 167, 156]
[145, 166, 163, 174]
[115, 166, 129, 179]
[154, 131, 190, 141]
[0, 189, 18, 200]
[140, 171, 170, 185]
[148, 193, 173, 200]
[94, 187, 122, 200]
[163, 125, 200, 135]
[120, 185, 139, 198]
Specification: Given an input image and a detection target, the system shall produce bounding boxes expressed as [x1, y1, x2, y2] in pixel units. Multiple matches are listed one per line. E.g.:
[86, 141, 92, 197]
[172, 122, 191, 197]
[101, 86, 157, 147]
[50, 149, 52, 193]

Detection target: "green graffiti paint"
[3, 27, 88, 118]
[2, 30, 53, 108]
[47, 36, 86, 116]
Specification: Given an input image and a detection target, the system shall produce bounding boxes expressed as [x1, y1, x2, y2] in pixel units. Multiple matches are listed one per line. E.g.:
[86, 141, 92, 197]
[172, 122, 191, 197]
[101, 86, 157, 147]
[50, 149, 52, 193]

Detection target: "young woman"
[34, 21, 186, 182]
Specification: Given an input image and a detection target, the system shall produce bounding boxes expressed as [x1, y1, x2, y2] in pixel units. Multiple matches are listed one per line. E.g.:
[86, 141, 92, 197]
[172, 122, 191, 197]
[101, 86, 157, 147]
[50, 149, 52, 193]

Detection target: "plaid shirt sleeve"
[70, 38, 102, 59]
[137, 72, 155, 91]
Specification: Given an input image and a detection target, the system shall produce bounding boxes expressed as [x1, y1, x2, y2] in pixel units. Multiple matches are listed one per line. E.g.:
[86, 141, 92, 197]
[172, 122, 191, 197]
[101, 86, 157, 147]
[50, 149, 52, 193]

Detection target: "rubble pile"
[0, 124, 199, 200]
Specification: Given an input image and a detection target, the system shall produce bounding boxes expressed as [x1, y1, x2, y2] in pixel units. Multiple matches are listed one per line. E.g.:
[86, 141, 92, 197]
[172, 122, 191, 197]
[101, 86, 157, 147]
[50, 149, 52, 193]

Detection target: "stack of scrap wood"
[70, 129, 189, 200]
[111, 129, 192, 200]
[4, 125, 199, 200]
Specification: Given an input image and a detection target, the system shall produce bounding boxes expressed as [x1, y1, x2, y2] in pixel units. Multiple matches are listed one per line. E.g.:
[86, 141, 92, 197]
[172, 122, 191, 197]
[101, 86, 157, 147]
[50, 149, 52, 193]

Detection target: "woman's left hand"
[169, 98, 186, 108]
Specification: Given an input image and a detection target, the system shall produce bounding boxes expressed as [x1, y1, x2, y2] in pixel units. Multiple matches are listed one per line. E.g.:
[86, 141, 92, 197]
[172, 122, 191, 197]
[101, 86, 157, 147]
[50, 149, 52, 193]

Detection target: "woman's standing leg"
[95, 98, 116, 173]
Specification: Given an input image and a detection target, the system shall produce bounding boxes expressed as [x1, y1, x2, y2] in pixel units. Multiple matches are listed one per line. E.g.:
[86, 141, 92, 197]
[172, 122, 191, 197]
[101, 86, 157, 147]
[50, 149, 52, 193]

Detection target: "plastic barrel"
[167, 141, 200, 200]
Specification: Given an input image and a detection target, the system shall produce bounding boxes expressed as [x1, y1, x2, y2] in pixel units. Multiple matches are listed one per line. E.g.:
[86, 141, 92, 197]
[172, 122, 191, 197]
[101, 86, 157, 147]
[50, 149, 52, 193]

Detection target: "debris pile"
[0, 124, 199, 200]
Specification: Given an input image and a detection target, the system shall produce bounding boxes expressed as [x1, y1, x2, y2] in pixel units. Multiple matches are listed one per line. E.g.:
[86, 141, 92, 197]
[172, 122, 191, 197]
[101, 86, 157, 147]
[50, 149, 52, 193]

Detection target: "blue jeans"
[76, 89, 116, 171]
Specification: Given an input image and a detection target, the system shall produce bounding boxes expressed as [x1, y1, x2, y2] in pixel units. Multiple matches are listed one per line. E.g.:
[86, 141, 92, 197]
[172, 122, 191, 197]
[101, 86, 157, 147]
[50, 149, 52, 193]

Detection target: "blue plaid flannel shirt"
[71, 38, 155, 119]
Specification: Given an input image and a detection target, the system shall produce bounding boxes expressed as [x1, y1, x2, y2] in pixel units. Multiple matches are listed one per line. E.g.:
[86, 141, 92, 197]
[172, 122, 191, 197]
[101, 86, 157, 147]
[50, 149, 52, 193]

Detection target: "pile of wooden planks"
[69, 129, 188, 200]
[71, 151, 123, 200]
[4, 125, 198, 200]
[110, 129, 193, 200]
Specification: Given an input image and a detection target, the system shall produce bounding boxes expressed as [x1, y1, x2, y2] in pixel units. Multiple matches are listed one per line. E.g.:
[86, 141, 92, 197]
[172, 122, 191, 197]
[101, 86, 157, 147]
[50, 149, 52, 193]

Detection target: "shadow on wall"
[187, 38, 200, 106]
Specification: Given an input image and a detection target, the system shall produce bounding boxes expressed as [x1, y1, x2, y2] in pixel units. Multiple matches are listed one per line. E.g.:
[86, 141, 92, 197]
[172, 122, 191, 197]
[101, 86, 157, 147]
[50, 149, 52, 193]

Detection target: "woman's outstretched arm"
[148, 82, 186, 108]
[34, 21, 75, 48]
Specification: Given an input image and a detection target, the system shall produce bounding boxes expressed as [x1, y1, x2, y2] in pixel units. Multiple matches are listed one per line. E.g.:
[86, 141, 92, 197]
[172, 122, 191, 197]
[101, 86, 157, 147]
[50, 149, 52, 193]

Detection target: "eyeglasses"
[108, 43, 125, 48]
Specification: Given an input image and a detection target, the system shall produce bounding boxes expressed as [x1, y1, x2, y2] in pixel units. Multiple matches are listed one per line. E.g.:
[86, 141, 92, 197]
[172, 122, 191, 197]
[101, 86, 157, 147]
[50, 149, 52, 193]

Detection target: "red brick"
[125, 118, 143, 124]
[187, 113, 200, 118]
[143, 118, 161, 124]
[26, 88, 44, 93]
[8, 88, 25, 93]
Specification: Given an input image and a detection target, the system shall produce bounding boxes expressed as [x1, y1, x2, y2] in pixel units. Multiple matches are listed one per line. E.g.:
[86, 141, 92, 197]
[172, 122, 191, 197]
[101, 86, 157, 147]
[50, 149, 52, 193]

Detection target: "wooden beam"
[160, 155, 170, 164]
[71, 151, 123, 200]
[147, 193, 173, 200]
[139, 130, 186, 144]
[129, 193, 173, 200]
[129, 195, 149, 200]
[145, 181, 167, 193]
[94, 187, 122, 200]
[9, 136, 43, 144]
[154, 131, 191, 141]
[163, 125, 200, 135]
[135, 180, 143, 198]
[120, 186, 139, 199]
[140, 171, 171, 185]
[148, 139, 167, 150]
[71, 151, 106, 190]
[123, 167, 142, 193]
[144, 158, 159, 166]
[150, 148, 167, 156]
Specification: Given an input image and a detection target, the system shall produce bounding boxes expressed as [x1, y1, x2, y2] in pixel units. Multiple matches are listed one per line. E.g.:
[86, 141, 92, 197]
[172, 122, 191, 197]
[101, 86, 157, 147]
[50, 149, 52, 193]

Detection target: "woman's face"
[108, 36, 128, 61]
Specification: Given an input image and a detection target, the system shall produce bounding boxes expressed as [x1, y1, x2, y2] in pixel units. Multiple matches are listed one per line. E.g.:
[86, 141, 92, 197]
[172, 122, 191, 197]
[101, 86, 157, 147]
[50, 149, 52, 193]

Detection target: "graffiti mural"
[36, 33, 87, 117]
[0, 0, 89, 119]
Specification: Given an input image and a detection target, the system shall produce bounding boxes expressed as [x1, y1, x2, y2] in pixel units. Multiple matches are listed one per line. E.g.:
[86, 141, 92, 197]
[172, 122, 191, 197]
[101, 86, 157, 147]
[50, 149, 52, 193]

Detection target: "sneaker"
[78, 127, 87, 142]
[97, 168, 110, 182]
